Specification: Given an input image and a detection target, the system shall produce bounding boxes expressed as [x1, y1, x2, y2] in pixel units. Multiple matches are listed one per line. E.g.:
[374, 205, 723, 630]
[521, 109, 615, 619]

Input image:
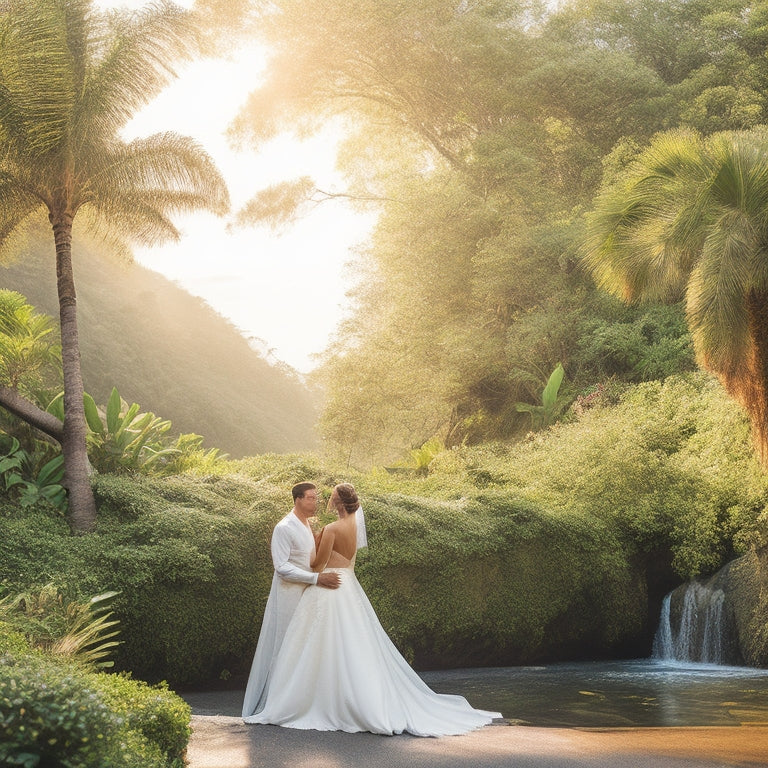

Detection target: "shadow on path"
[182, 691, 768, 768]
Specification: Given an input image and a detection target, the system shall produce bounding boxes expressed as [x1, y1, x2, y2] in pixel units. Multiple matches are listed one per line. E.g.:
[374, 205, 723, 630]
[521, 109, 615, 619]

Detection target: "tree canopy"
[230, 0, 763, 463]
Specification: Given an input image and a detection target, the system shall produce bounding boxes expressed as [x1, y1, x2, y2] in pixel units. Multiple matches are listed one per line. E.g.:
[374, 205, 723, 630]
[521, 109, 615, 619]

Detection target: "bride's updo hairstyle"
[335, 483, 359, 515]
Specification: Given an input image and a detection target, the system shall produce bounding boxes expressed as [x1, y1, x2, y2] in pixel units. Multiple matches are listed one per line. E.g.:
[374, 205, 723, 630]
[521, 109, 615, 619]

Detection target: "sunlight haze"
[99, 0, 375, 373]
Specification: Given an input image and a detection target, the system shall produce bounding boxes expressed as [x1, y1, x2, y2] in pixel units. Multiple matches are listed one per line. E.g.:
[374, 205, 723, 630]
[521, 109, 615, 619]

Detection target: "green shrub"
[356, 491, 643, 667]
[573, 302, 695, 383]
[0, 621, 30, 655]
[422, 373, 767, 578]
[0, 653, 130, 768]
[226, 452, 325, 486]
[93, 674, 190, 768]
[0, 652, 189, 768]
[0, 467, 644, 683]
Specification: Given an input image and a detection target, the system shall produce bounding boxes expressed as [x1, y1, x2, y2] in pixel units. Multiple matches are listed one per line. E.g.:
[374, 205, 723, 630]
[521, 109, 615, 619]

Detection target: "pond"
[422, 659, 768, 727]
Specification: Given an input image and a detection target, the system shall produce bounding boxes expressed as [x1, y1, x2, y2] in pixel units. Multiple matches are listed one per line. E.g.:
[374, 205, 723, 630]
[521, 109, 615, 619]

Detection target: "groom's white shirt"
[271, 511, 319, 586]
[242, 510, 318, 719]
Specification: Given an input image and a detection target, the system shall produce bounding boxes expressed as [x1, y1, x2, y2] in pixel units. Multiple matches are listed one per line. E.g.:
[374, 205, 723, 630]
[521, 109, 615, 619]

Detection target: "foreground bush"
[0, 650, 189, 768]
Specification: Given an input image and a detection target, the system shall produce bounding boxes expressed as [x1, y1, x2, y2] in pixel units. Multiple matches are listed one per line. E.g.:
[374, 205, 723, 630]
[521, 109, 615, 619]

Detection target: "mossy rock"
[729, 549, 768, 666]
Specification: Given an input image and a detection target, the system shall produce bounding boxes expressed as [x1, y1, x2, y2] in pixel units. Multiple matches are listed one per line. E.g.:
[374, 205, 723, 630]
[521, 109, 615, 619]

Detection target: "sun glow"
[99, 0, 375, 373]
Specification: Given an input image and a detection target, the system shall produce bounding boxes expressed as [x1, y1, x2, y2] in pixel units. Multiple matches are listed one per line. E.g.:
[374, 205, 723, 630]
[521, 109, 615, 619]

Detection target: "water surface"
[422, 659, 768, 727]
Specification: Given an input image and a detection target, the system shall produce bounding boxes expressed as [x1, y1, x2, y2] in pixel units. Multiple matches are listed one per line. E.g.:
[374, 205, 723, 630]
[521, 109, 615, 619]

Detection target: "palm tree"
[0, 0, 230, 531]
[582, 127, 768, 466]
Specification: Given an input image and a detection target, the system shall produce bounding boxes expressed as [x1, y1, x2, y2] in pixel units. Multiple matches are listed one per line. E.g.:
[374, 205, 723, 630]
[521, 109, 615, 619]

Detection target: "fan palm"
[583, 127, 768, 466]
[0, 0, 230, 531]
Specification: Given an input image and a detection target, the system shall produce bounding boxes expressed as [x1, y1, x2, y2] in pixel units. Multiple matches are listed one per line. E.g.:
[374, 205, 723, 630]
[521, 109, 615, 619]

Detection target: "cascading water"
[652, 581, 731, 664]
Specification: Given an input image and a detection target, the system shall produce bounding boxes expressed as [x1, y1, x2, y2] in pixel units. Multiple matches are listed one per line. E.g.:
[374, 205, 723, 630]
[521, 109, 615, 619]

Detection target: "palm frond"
[0, 0, 76, 155]
[686, 209, 754, 372]
[582, 134, 701, 302]
[80, 132, 229, 243]
[0, 177, 42, 237]
[709, 132, 768, 293]
[76, 1, 200, 137]
[82, 194, 183, 245]
[0, 191, 46, 264]
[71, 211, 134, 262]
[61, 0, 92, 95]
[87, 133, 229, 210]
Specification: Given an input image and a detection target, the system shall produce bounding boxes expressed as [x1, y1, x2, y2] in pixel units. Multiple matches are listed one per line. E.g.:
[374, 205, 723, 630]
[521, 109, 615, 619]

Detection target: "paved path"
[182, 691, 768, 768]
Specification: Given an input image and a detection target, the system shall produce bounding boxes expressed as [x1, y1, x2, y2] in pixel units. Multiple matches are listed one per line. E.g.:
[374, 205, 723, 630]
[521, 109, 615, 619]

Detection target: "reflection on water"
[422, 660, 768, 727]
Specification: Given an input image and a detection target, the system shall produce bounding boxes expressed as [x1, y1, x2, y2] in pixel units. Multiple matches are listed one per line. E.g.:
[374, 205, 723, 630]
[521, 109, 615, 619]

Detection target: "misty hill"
[0, 234, 318, 457]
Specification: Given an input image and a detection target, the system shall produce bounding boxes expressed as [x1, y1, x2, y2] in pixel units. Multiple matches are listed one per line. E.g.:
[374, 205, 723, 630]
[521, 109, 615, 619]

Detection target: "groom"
[242, 482, 340, 719]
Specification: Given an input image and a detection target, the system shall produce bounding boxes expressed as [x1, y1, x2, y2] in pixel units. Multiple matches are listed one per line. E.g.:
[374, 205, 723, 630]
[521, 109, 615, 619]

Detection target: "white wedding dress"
[244, 555, 501, 736]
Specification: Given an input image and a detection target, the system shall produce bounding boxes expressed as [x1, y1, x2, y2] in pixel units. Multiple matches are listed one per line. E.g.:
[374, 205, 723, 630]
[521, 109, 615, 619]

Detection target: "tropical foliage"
[0, 290, 60, 399]
[49, 387, 177, 473]
[0, 584, 120, 668]
[0, 437, 66, 511]
[515, 363, 568, 430]
[0, 0, 229, 531]
[583, 127, 768, 468]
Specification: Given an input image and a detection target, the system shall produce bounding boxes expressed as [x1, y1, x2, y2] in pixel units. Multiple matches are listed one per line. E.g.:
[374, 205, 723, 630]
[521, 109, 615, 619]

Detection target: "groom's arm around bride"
[274, 481, 340, 590]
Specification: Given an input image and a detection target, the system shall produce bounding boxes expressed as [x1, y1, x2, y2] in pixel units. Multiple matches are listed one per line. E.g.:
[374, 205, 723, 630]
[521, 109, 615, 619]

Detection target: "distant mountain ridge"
[0, 234, 318, 457]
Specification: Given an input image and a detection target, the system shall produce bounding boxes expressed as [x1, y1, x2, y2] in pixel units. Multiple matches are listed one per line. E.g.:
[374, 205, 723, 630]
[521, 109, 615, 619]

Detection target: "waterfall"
[652, 593, 673, 659]
[652, 581, 728, 664]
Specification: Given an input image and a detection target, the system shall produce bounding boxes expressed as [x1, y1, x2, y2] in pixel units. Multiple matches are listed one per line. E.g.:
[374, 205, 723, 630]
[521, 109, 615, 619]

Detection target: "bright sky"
[101, 0, 376, 373]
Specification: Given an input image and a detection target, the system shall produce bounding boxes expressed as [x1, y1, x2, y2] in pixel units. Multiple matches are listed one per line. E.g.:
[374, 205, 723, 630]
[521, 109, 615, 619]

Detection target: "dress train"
[244, 563, 501, 736]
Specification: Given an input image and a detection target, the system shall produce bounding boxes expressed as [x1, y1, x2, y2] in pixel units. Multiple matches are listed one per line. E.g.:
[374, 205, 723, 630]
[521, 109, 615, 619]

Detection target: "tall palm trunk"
[51, 213, 97, 532]
[722, 290, 768, 469]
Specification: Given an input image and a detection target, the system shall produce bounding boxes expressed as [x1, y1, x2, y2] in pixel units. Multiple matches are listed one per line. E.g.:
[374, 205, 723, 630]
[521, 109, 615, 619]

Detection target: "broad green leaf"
[114, 403, 141, 439]
[0, 456, 22, 472]
[106, 387, 121, 434]
[46, 392, 65, 422]
[83, 392, 103, 434]
[36, 455, 65, 486]
[542, 363, 565, 411]
[129, 411, 154, 432]
[0, 436, 21, 457]
[41, 485, 67, 508]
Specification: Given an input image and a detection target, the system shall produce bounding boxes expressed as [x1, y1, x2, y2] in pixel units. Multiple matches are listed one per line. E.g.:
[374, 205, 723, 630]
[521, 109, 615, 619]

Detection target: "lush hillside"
[0, 232, 318, 456]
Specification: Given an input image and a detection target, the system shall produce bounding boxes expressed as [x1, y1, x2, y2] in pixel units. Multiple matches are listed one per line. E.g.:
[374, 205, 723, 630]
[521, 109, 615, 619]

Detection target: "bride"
[243, 483, 501, 736]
